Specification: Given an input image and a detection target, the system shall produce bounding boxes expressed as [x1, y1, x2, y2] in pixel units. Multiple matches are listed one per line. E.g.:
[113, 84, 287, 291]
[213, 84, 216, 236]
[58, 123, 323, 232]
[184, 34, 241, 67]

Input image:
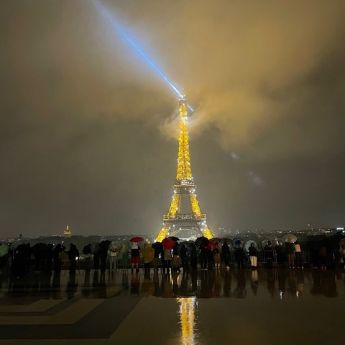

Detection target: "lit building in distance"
[155, 99, 214, 241]
[64, 225, 72, 237]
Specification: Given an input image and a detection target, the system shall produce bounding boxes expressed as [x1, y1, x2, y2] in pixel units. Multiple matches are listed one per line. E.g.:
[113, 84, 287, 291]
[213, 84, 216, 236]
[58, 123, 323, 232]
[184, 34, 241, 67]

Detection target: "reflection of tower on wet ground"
[177, 297, 197, 345]
[149, 271, 198, 297]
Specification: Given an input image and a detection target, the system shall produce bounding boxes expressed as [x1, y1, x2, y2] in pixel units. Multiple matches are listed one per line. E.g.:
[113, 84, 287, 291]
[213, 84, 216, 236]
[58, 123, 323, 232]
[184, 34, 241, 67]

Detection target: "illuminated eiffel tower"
[155, 99, 214, 242]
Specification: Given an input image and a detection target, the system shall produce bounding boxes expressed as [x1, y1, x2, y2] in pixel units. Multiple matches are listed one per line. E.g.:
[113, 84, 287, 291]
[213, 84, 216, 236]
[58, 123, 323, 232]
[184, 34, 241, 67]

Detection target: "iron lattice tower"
[155, 99, 214, 241]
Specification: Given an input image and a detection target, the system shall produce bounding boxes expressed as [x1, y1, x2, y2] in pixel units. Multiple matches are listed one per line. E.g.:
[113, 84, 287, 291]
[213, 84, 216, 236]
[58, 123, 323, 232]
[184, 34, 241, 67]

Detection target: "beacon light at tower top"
[92, 0, 193, 112]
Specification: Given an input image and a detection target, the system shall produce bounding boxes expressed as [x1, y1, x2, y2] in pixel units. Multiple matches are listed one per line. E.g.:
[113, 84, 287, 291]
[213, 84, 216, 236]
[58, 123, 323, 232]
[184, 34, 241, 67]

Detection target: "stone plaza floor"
[0, 268, 344, 345]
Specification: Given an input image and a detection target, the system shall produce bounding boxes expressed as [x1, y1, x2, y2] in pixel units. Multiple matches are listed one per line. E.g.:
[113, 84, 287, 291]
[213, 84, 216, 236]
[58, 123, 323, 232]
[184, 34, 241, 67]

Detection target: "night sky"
[1, 0, 345, 238]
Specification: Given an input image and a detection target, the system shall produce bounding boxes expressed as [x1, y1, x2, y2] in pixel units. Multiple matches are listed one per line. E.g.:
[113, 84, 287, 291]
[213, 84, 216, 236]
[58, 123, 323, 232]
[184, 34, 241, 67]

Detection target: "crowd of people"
[129, 237, 345, 273]
[0, 233, 344, 277]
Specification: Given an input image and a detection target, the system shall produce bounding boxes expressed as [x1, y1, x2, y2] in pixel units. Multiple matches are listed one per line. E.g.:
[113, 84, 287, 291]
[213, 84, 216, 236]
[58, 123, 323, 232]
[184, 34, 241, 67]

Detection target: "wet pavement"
[0, 269, 344, 345]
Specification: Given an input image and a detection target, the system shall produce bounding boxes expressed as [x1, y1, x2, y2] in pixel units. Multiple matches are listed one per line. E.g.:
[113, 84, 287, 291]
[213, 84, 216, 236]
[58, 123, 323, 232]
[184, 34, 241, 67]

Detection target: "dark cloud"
[0, 0, 345, 237]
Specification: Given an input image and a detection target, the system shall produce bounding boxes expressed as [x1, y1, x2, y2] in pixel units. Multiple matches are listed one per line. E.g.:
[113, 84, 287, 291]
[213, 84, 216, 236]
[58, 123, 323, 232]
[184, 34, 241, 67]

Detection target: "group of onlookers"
[127, 238, 345, 273]
[0, 236, 345, 277]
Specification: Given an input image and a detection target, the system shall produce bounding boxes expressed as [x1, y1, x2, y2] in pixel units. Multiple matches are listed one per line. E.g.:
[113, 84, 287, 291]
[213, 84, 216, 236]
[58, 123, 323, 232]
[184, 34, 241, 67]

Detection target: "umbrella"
[261, 239, 272, 247]
[283, 234, 297, 243]
[152, 242, 163, 251]
[100, 240, 111, 246]
[168, 236, 179, 242]
[99, 240, 111, 252]
[130, 236, 144, 243]
[195, 236, 209, 247]
[0, 244, 9, 257]
[244, 240, 258, 252]
[82, 244, 92, 255]
[207, 242, 218, 251]
[162, 238, 176, 250]
[233, 238, 243, 248]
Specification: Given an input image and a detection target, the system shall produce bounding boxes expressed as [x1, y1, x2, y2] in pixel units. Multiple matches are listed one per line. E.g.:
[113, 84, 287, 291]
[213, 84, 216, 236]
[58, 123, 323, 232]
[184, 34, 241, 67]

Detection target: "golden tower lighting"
[155, 99, 214, 241]
[177, 297, 197, 345]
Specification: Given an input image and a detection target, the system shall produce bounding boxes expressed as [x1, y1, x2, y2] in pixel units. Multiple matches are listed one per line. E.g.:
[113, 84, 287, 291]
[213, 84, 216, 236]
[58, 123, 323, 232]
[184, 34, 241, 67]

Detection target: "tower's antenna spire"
[176, 98, 193, 182]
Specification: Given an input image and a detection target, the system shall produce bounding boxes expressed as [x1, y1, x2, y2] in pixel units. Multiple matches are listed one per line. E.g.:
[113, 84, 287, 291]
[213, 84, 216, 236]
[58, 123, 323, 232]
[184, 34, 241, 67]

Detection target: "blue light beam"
[92, 0, 191, 106]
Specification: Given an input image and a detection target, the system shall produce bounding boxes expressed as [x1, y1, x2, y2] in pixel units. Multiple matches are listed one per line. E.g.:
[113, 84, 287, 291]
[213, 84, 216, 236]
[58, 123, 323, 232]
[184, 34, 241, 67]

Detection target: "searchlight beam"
[92, 0, 193, 110]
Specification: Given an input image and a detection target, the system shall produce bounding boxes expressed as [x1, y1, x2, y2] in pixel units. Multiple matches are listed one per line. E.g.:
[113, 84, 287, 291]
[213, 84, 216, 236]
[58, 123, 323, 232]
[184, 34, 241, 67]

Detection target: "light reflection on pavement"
[0, 269, 344, 345]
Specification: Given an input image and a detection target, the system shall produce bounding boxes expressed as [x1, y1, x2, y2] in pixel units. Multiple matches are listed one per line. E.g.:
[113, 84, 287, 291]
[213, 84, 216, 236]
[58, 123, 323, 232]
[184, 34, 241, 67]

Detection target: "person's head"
[250, 243, 255, 248]
[267, 241, 272, 246]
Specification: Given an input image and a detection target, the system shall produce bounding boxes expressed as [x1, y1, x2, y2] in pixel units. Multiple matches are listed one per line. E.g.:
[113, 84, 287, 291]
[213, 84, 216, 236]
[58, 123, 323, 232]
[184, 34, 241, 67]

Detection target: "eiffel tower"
[155, 99, 214, 242]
